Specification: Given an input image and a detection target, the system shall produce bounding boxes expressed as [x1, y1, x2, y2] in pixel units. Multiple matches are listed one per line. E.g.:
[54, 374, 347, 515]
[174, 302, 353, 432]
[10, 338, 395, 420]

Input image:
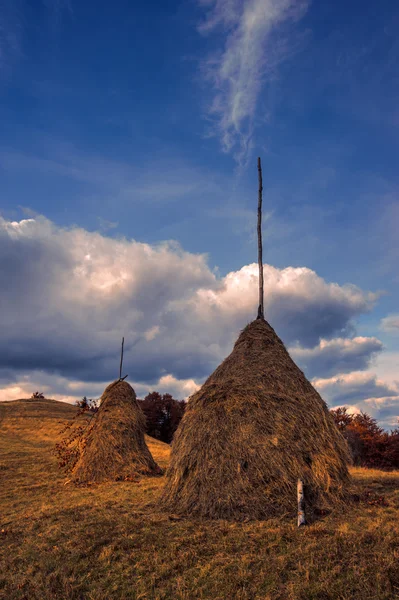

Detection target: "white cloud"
[381, 314, 399, 333]
[290, 336, 383, 379]
[186, 263, 378, 347]
[333, 404, 361, 416]
[198, 0, 310, 163]
[0, 385, 32, 403]
[144, 326, 161, 342]
[372, 351, 399, 386]
[314, 371, 399, 402]
[314, 371, 399, 430]
[136, 375, 201, 400]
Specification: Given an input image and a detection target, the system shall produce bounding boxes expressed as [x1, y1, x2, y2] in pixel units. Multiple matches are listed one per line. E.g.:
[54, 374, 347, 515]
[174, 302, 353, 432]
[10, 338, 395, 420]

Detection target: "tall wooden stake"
[257, 157, 264, 320]
[119, 337, 124, 380]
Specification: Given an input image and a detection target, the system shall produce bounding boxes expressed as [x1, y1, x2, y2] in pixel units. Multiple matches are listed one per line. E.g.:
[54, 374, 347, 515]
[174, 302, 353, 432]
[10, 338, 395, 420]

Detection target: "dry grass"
[1, 398, 399, 600]
[163, 319, 351, 520]
[71, 380, 161, 484]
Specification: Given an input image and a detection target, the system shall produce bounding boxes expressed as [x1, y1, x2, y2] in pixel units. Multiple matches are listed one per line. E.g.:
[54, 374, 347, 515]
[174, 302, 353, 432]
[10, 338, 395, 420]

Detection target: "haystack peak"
[71, 378, 161, 484]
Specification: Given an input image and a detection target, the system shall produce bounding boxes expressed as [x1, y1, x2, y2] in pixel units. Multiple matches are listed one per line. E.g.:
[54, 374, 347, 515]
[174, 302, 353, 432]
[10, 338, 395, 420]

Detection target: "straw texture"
[161, 319, 351, 520]
[72, 380, 160, 484]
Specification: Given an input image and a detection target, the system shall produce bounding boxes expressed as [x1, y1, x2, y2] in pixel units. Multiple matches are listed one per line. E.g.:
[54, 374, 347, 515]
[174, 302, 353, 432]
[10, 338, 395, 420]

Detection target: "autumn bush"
[74, 396, 98, 413]
[55, 399, 97, 473]
[330, 407, 399, 470]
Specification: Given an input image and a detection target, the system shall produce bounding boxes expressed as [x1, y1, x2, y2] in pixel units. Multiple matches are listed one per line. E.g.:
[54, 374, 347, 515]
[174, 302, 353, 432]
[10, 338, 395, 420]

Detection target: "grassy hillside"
[1, 398, 399, 600]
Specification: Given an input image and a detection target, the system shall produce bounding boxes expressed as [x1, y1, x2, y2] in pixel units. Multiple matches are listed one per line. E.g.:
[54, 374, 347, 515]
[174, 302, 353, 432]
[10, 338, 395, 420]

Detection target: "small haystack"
[161, 318, 351, 520]
[71, 380, 160, 484]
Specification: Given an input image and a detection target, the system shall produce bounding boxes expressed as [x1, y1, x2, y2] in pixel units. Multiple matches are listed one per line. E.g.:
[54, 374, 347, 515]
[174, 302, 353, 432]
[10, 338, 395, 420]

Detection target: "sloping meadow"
[1, 399, 399, 599]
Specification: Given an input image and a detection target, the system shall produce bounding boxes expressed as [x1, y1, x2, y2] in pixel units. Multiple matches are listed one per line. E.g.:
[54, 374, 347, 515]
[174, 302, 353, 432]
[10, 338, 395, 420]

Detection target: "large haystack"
[162, 318, 351, 520]
[71, 380, 160, 484]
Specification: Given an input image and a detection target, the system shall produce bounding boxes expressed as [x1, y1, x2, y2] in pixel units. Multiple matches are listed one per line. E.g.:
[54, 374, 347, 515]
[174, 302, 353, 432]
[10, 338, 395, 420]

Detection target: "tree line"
[137, 398, 399, 469]
[71, 393, 399, 469]
[138, 392, 186, 444]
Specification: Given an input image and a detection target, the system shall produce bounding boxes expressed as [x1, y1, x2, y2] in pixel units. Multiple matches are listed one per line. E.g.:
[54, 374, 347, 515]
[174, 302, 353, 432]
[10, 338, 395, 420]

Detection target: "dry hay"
[161, 319, 351, 520]
[71, 380, 161, 484]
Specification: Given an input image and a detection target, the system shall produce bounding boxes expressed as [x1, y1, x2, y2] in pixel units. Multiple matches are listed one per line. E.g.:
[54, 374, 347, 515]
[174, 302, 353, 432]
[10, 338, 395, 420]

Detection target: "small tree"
[75, 396, 98, 413]
[158, 393, 186, 444]
[31, 391, 45, 399]
[139, 392, 186, 443]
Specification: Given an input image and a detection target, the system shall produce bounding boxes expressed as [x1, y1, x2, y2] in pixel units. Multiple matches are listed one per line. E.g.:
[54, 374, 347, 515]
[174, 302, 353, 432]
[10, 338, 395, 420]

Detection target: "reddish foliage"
[352, 490, 389, 506]
[361, 491, 389, 506]
[54, 401, 97, 473]
[74, 396, 98, 412]
[330, 407, 399, 470]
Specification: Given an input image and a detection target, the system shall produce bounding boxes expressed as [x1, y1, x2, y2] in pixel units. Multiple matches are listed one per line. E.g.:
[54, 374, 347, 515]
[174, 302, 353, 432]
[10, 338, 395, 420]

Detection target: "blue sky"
[0, 0, 398, 428]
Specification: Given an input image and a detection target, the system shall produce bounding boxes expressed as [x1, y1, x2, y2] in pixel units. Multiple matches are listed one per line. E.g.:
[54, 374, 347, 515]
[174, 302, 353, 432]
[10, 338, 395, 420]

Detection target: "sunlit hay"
[161, 319, 352, 520]
[71, 380, 161, 484]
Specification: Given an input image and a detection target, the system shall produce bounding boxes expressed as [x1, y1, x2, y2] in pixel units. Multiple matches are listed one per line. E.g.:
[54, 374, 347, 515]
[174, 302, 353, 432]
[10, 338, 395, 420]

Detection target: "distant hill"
[0, 397, 78, 420]
[0, 396, 170, 457]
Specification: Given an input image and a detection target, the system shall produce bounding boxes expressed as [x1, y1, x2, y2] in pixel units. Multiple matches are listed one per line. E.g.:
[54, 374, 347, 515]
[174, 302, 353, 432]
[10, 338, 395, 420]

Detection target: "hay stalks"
[161, 319, 351, 520]
[71, 380, 161, 484]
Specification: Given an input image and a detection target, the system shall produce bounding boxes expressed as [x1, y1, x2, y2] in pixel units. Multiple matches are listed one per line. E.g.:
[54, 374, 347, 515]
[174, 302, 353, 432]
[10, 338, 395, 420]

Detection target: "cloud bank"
[0, 215, 394, 425]
[0, 215, 378, 380]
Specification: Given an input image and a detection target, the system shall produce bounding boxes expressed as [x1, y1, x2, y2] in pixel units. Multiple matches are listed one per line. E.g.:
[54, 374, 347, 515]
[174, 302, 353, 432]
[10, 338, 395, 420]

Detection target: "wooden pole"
[297, 479, 306, 527]
[119, 337, 124, 380]
[257, 157, 264, 320]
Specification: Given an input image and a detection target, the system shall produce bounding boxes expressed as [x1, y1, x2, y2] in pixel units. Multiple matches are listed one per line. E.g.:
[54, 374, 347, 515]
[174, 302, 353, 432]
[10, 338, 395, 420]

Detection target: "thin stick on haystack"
[160, 156, 352, 521]
[119, 336, 124, 380]
[297, 479, 306, 527]
[118, 337, 128, 381]
[257, 156, 264, 320]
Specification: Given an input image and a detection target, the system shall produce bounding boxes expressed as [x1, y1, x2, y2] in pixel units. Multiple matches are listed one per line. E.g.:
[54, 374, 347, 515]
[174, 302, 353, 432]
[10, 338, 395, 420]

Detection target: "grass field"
[1, 398, 399, 600]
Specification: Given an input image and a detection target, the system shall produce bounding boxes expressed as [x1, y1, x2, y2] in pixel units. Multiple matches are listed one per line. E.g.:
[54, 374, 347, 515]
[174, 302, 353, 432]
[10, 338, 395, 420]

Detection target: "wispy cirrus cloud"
[198, 0, 310, 164]
[0, 145, 223, 205]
